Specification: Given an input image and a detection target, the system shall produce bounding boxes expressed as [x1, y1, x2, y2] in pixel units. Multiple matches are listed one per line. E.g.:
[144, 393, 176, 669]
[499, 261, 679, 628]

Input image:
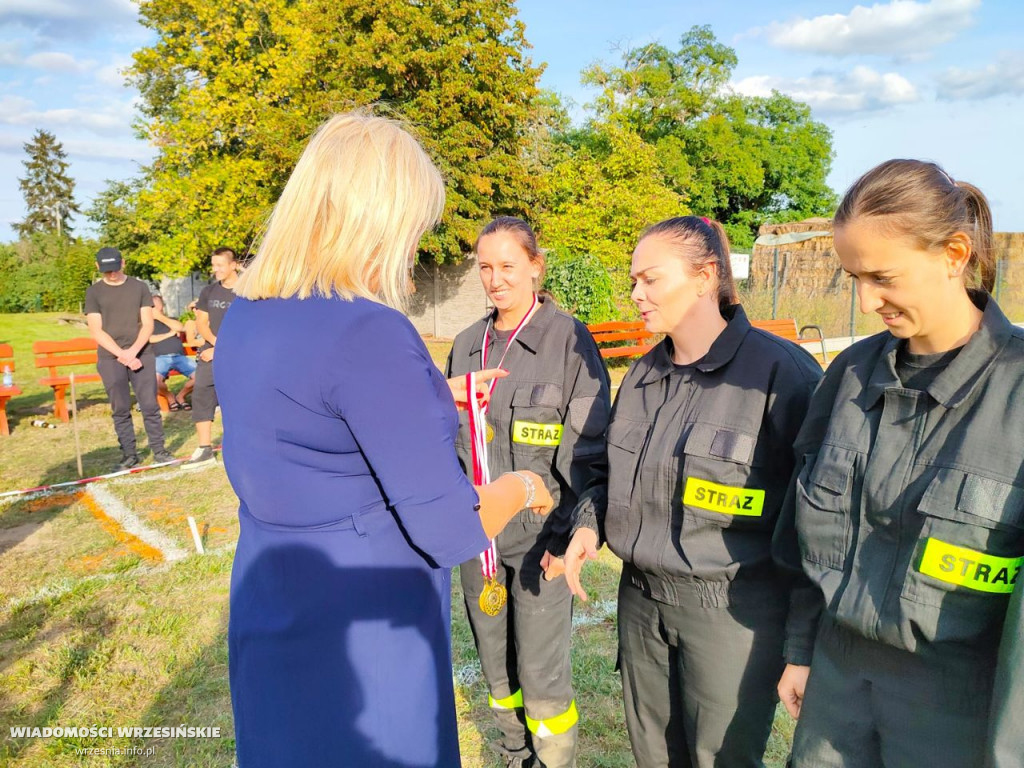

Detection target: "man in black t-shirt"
[181, 246, 239, 469]
[84, 247, 175, 470]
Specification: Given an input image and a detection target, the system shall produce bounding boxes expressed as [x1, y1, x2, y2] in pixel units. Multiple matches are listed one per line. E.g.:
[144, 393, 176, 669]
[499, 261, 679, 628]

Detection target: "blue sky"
[0, 0, 1021, 240]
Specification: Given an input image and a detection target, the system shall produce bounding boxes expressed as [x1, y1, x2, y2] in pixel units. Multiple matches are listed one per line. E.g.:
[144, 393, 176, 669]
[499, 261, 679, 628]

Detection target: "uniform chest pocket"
[794, 444, 856, 571]
[680, 424, 766, 530]
[606, 418, 649, 507]
[509, 384, 564, 448]
[509, 385, 564, 490]
[903, 470, 1024, 608]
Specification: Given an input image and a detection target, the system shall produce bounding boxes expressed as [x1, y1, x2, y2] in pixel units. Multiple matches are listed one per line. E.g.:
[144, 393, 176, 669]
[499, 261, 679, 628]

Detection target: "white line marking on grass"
[88, 485, 189, 563]
[572, 598, 618, 629]
[453, 661, 482, 687]
[5, 546, 236, 614]
[6, 572, 125, 613]
[110, 462, 221, 486]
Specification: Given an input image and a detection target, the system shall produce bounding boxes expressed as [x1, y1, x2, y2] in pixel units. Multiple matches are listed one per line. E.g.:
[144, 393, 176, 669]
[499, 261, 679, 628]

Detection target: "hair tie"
[701, 216, 711, 225]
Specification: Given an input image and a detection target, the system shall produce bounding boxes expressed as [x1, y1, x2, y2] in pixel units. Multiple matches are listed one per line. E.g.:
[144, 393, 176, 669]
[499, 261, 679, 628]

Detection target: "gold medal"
[479, 578, 507, 616]
[486, 423, 494, 443]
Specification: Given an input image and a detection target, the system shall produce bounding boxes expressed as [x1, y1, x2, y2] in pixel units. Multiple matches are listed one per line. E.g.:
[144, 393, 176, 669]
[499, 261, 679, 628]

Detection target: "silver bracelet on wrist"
[507, 471, 535, 509]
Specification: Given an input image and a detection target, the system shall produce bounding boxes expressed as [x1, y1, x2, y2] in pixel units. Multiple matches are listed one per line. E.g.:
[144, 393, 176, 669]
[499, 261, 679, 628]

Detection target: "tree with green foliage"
[16, 130, 80, 239]
[113, 0, 542, 274]
[539, 122, 684, 275]
[582, 25, 836, 249]
[0, 234, 99, 313]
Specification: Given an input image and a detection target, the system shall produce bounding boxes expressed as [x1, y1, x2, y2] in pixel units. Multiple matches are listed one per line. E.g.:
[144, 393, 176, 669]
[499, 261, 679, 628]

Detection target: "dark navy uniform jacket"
[771, 293, 1024, 763]
[446, 297, 611, 556]
[574, 304, 822, 605]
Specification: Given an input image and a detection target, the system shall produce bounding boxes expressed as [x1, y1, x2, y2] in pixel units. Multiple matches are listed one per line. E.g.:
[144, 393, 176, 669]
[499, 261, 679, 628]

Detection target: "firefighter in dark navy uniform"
[446, 217, 611, 768]
[565, 216, 822, 768]
[772, 160, 1024, 768]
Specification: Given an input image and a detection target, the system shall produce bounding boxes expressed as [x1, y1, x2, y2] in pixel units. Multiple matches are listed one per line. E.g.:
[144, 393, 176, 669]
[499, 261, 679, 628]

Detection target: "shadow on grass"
[0, 599, 117, 764]
[130, 546, 467, 768]
[6, 389, 102, 428]
[124, 602, 234, 768]
[450, 555, 631, 768]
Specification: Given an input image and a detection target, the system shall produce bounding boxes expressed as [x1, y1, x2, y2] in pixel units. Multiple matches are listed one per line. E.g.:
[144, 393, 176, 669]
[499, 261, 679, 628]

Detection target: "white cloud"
[937, 52, 1024, 100]
[0, 93, 139, 139]
[748, 0, 980, 57]
[733, 66, 920, 115]
[95, 59, 133, 89]
[0, 94, 36, 120]
[0, 130, 151, 164]
[0, 0, 137, 38]
[25, 51, 95, 74]
[62, 137, 153, 163]
[0, 40, 22, 67]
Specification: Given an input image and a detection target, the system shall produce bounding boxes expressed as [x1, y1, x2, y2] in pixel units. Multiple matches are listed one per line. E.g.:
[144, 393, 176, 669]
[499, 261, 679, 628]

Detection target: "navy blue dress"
[215, 295, 489, 768]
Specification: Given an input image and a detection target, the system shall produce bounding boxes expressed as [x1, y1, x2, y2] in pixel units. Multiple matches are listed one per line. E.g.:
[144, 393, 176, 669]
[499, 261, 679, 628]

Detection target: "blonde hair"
[236, 111, 445, 309]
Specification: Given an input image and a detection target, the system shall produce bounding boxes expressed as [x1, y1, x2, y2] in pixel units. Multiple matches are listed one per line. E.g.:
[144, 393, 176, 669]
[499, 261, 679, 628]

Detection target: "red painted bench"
[0, 343, 21, 435]
[32, 338, 102, 422]
[587, 321, 655, 359]
[750, 318, 828, 363]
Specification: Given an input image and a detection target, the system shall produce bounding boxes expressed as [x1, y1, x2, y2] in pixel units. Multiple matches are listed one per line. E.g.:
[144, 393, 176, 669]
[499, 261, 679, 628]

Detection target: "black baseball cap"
[96, 247, 123, 272]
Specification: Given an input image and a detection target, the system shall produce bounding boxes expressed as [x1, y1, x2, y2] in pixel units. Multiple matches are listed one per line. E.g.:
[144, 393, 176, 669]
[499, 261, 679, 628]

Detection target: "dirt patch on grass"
[0, 521, 46, 556]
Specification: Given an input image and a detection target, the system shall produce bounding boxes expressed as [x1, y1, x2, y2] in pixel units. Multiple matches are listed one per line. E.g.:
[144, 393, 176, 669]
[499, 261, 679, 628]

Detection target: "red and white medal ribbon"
[467, 370, 498, 579]
[469, 293, 540, 580]
[478, 293, 539, 414]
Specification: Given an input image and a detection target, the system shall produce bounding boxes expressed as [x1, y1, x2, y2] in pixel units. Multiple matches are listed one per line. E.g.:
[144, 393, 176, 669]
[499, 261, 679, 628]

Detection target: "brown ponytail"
[835, 159, 995, 293]
[958, 182, 995, 292]
[640, 216, 738, 313]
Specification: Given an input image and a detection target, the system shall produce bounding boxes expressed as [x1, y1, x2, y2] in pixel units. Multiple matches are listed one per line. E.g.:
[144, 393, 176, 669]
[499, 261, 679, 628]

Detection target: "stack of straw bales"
[750, 222, 1024, 295]
[749, 218, 844, 295]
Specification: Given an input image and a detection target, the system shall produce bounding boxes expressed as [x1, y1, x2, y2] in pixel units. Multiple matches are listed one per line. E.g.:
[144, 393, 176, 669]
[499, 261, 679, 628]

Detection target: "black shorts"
[192, 359, 218, 422]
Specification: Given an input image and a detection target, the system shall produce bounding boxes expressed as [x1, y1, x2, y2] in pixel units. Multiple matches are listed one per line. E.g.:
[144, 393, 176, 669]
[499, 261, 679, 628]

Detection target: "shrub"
[543, 250, 618, 324]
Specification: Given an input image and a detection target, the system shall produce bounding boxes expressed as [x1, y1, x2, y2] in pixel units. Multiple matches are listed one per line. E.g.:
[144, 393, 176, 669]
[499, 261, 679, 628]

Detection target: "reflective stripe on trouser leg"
[525, 700, 578, 738]
[489, 689, 524, 710]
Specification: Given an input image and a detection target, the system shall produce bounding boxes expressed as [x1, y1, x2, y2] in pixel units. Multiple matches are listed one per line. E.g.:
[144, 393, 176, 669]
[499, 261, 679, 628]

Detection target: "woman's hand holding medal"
[448, 368, 508, 410]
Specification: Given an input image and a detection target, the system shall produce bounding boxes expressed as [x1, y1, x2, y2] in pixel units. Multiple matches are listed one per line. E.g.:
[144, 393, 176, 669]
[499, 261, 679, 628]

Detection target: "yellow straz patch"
[918, 538, 1023, 594]
[512, 421, 563, 446]
[683, 477, 765, 517]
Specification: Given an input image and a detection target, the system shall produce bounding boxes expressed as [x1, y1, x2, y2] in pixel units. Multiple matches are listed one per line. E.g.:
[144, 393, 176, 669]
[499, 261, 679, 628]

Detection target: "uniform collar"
[862, 291, 1014, 409]
[467, 295, 556, 357]
[638, 304, 751, 385]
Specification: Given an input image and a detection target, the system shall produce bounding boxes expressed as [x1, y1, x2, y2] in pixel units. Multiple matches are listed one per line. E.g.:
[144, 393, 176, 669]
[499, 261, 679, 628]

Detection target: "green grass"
[0, 312, 800, 768]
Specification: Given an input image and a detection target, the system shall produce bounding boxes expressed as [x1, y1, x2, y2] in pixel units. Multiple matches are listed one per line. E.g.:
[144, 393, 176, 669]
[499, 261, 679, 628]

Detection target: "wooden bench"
[0, 343, 22, 435]
[32, 338, 102, 422]
[587, 321, 656, 359]
[750, 318, 829, 363]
